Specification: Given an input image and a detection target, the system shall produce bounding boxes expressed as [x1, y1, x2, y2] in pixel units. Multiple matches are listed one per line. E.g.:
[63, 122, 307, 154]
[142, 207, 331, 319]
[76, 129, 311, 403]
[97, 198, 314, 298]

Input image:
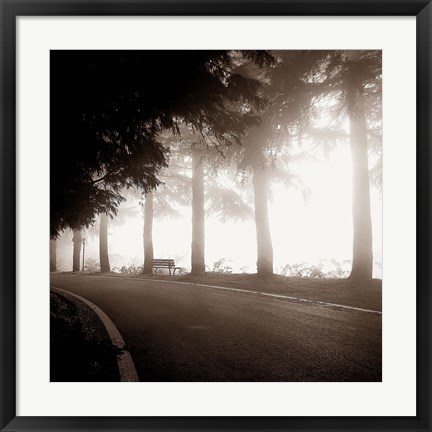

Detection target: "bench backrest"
[152, 259, 175, 267]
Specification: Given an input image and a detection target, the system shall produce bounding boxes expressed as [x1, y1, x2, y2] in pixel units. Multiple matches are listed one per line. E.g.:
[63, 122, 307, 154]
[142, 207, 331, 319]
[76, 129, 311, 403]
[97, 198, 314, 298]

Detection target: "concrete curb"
[51, 286, 139, 382]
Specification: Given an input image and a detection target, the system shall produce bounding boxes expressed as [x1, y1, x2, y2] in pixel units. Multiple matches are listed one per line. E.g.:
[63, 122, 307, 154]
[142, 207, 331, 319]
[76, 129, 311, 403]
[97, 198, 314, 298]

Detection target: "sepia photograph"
[50, 49, 382, 383]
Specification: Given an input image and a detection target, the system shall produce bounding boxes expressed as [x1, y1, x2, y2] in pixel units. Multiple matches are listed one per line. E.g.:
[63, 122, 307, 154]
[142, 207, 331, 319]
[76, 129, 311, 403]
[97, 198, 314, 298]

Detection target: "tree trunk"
[348, 88, 373, 280]
[191, 150, 205, 274]
[143, 192, 154, 275]
[99, 213, 110, 272]
[72, 230, 82, 272]
[252, 167, 273, 275]
[50, 239, 57, 272]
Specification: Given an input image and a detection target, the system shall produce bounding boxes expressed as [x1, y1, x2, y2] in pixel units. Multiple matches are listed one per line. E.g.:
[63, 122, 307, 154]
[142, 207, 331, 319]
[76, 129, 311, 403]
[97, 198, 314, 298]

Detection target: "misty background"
[50, 50, 382, 280]
[53, 135, 382, 277]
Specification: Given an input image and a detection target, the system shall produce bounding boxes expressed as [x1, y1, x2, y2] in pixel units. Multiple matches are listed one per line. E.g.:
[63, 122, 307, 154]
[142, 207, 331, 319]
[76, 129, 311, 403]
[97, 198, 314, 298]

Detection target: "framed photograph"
[1, 1, 431, 431]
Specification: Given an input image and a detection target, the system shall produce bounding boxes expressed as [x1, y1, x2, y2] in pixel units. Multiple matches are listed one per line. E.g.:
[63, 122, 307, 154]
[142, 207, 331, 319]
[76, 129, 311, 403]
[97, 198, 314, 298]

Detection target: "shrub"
[84, 258, 100, 272]
[212, 258, 233, 273]
[113, 264, 144, 274]
[279, 259, 351, 279]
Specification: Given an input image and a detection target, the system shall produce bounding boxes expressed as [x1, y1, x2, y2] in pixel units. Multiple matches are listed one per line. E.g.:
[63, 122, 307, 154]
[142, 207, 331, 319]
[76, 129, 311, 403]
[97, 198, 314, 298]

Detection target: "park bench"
[152, 259, 181, 275]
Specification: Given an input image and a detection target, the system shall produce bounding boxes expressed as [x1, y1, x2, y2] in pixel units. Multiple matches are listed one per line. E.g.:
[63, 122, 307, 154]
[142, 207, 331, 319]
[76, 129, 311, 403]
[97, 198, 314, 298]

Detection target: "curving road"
[50, 274, 381, 382]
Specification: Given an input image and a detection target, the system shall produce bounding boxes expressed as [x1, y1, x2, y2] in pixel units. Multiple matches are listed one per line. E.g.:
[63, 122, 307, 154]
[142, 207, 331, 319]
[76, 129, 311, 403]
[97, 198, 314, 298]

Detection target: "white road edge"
[151, 279, 383, 315]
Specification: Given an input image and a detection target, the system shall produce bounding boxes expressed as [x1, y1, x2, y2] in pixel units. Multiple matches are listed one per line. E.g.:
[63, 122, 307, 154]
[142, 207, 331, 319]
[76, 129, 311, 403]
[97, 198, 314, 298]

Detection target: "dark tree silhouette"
[232, 51, 325, 275]
[264, 50, 381, 279]
[191, 148, 206, 274]
[303, 50, 381, 279]
[252, 166, 273, 274]
[143, 192, 154, 275]
[50, 240, 57, 272]
[140, 131, 253, 275]
[72, 230, 82, 272]
[51, 50, 271, 237]
[344, 52, 377, 279]
[99, 213, 110, 272]
[237, 120, 276, 276]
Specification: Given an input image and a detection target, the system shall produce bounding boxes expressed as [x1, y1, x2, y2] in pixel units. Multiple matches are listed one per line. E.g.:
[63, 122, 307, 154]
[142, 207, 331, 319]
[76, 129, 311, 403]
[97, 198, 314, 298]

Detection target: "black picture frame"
[1, 1, 430, 431]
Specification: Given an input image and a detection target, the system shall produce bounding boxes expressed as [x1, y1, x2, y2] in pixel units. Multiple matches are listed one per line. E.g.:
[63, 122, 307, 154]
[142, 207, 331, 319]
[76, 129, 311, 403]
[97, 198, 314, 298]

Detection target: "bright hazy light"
[55, 142, 382, 278]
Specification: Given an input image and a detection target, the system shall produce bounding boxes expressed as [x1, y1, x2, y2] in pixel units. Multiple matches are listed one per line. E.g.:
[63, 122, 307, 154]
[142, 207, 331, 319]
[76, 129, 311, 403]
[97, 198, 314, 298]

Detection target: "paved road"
[50, 274, 381, 382]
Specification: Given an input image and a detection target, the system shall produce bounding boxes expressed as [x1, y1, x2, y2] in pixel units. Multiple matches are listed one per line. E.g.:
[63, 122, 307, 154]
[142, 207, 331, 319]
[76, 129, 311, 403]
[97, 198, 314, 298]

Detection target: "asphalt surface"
[50, 274, 382, 382]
